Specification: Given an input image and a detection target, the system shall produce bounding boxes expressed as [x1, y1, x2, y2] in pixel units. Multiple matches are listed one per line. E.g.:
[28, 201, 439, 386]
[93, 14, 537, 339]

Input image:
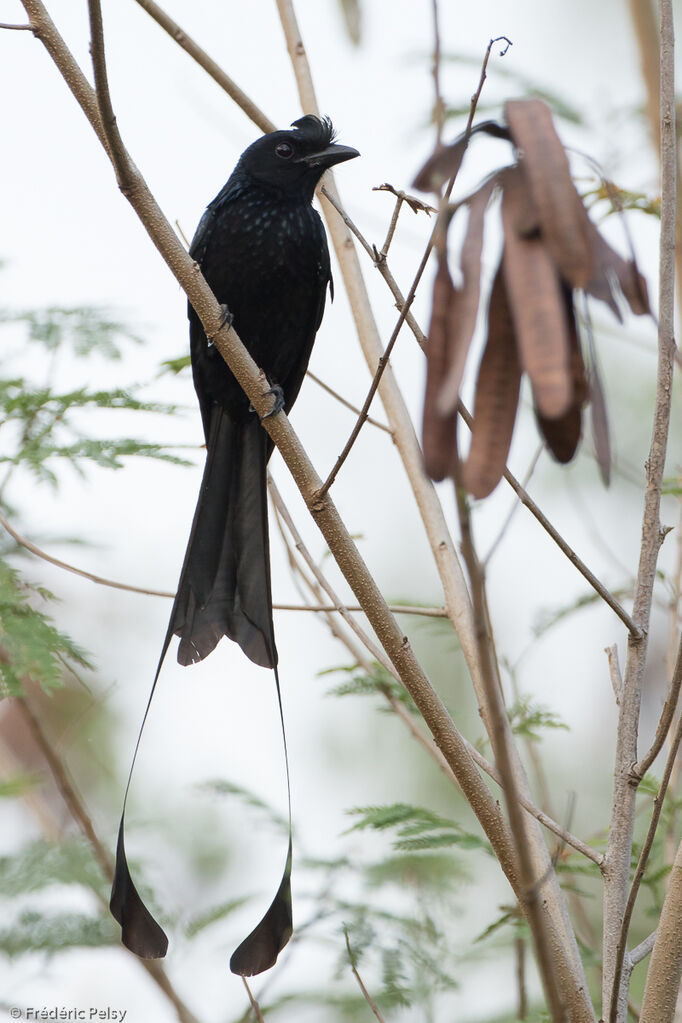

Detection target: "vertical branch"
[453, 478, 566, 1020]
[603, 0, 677, 1017]
[430, 0, 445, 144]
[272, 5, 595, 1017]
[272, 0, 483, 682]
[639, 839, 682, 1022]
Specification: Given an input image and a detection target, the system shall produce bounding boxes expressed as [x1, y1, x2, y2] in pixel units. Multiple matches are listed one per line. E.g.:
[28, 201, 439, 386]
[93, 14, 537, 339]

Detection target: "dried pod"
[535, 288, 587, 463]
[422, 253, 458, 480]
[413, 120, 511, 193]
[501, 167, 572, 419]
[462, 258, 522, 498]
[436, 176, 499, 416]
[505, 99, 593, 289]
[586, 221, 651, 318]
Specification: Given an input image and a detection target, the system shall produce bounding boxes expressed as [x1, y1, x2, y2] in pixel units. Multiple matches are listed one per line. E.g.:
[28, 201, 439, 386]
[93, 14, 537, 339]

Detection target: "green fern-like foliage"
[0, 559, 91, 696]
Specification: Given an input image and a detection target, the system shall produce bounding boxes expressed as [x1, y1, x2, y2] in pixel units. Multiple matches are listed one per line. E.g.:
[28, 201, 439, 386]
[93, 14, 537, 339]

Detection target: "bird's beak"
[297, 144, 360, 169]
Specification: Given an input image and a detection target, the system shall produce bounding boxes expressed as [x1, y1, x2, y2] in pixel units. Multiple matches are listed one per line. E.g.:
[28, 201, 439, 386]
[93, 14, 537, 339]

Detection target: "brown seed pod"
[501, 167, 572, 419]
[422, 253, 458, 481]
[535, 288, 587, 463]
[505, 98, 594, 289]
[436, 176, 499, 417]
[462, 258, 522, 499]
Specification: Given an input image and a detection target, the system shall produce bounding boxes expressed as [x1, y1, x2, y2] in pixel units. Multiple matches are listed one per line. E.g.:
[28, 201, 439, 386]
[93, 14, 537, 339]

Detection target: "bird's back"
[189, 176, 331, 434]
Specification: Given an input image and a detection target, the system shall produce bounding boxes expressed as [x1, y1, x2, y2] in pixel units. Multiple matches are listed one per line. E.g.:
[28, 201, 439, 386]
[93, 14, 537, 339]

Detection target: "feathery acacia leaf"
[0, 560, 92, 696]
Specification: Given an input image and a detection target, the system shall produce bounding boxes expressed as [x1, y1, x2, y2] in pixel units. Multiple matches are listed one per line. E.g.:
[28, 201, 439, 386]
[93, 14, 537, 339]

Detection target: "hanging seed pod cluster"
[414, 98, 651, 499]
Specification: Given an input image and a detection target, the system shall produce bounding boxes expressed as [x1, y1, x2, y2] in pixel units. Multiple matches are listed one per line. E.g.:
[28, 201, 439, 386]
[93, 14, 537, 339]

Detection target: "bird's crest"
[290, 114, 337, 147]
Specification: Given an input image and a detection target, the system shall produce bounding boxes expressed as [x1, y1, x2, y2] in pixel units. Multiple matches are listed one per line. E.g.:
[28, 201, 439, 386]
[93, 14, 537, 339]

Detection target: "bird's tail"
[171, 406, 277, 669]
[111, 405, 293, 974]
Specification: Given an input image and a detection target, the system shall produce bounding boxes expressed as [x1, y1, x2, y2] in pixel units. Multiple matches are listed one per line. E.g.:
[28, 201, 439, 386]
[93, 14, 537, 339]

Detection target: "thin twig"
[132, 0, 274, 134]
[314, 35, 513, 500]
[487, 436, 642, 640]
[610, 710, 682, 1023]
[271, 494, 601, 865]
[0, 21, 33, 29]
[5, 507, 446, 616]
[463, 735, 604, 867]
[483, 446, 543, 566]
[274, 601, 447, 618]
[319, 185, 427, 345]
[379, 191, 405, 258]
[632, 629, 682, 779]
[452, 466, 567, 1021]
[630, 930, 657, 968]
[267, 476, 397, 679]
[0, 508, 175, 598]
[24, 4, 591, 1013]
[305, 370, 393, 434]
[241, 978, 266, 1023]
[134, 0, 489, 802]
[315, 288, 418, 498]
[430, 0, 445, 145]
[323, 173, 639, 638]
[344, 929, 386, 1023]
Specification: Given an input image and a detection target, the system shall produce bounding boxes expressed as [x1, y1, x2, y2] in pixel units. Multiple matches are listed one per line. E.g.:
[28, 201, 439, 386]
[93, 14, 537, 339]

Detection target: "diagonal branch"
[0, 507, 175, 598]
[131, 0, 274, 134]
[320, 171, 639, 638]
[453, 467, 566, 1021]
[20, 0, 526, 915]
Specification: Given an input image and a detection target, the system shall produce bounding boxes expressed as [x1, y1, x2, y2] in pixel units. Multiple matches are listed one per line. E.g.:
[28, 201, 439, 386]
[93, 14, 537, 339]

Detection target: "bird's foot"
[250, 384, 285, 419]
[219, 303, 234, 329]
[207, 304, 234, 348]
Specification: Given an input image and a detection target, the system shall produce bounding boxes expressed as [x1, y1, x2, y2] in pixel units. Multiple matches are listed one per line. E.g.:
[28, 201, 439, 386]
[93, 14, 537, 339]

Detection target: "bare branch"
[274, 601, 447, 618]
[344, 929, 386, 1023]
[610, 709, 682, 1022]
[640, 849, 682, 1022]
[22, 0, 522, 903]
[0, 508, 175, 599]
[630, 930, 657, 968]
[633, 629, 682, 779]
[305, 369, 393, 434]
[323, 176, 638, 638]
[603, 0, 677, 1014]
[241, 978, 266, 1023]
[453, 468, 566, 1020]
[132, 0, 274, 134]
[430, 0, 445, 145]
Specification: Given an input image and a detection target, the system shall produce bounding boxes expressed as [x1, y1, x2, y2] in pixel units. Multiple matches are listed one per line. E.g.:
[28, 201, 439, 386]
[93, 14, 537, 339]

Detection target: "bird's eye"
[275, 142, 294, 160]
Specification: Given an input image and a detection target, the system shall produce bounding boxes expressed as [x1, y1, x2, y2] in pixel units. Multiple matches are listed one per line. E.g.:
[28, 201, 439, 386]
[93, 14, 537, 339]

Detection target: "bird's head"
[238, 115, 359, 198]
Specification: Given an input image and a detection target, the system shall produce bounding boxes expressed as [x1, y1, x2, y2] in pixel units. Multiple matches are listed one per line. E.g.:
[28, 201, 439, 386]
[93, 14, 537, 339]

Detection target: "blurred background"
[0, 0, 678, 1020]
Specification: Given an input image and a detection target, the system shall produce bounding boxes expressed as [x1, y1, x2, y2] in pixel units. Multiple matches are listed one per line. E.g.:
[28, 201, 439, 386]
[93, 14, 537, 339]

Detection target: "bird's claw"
[206, 305, 233, 349]
[219, 304, 234, 329]
[250, 384, 285, 419]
